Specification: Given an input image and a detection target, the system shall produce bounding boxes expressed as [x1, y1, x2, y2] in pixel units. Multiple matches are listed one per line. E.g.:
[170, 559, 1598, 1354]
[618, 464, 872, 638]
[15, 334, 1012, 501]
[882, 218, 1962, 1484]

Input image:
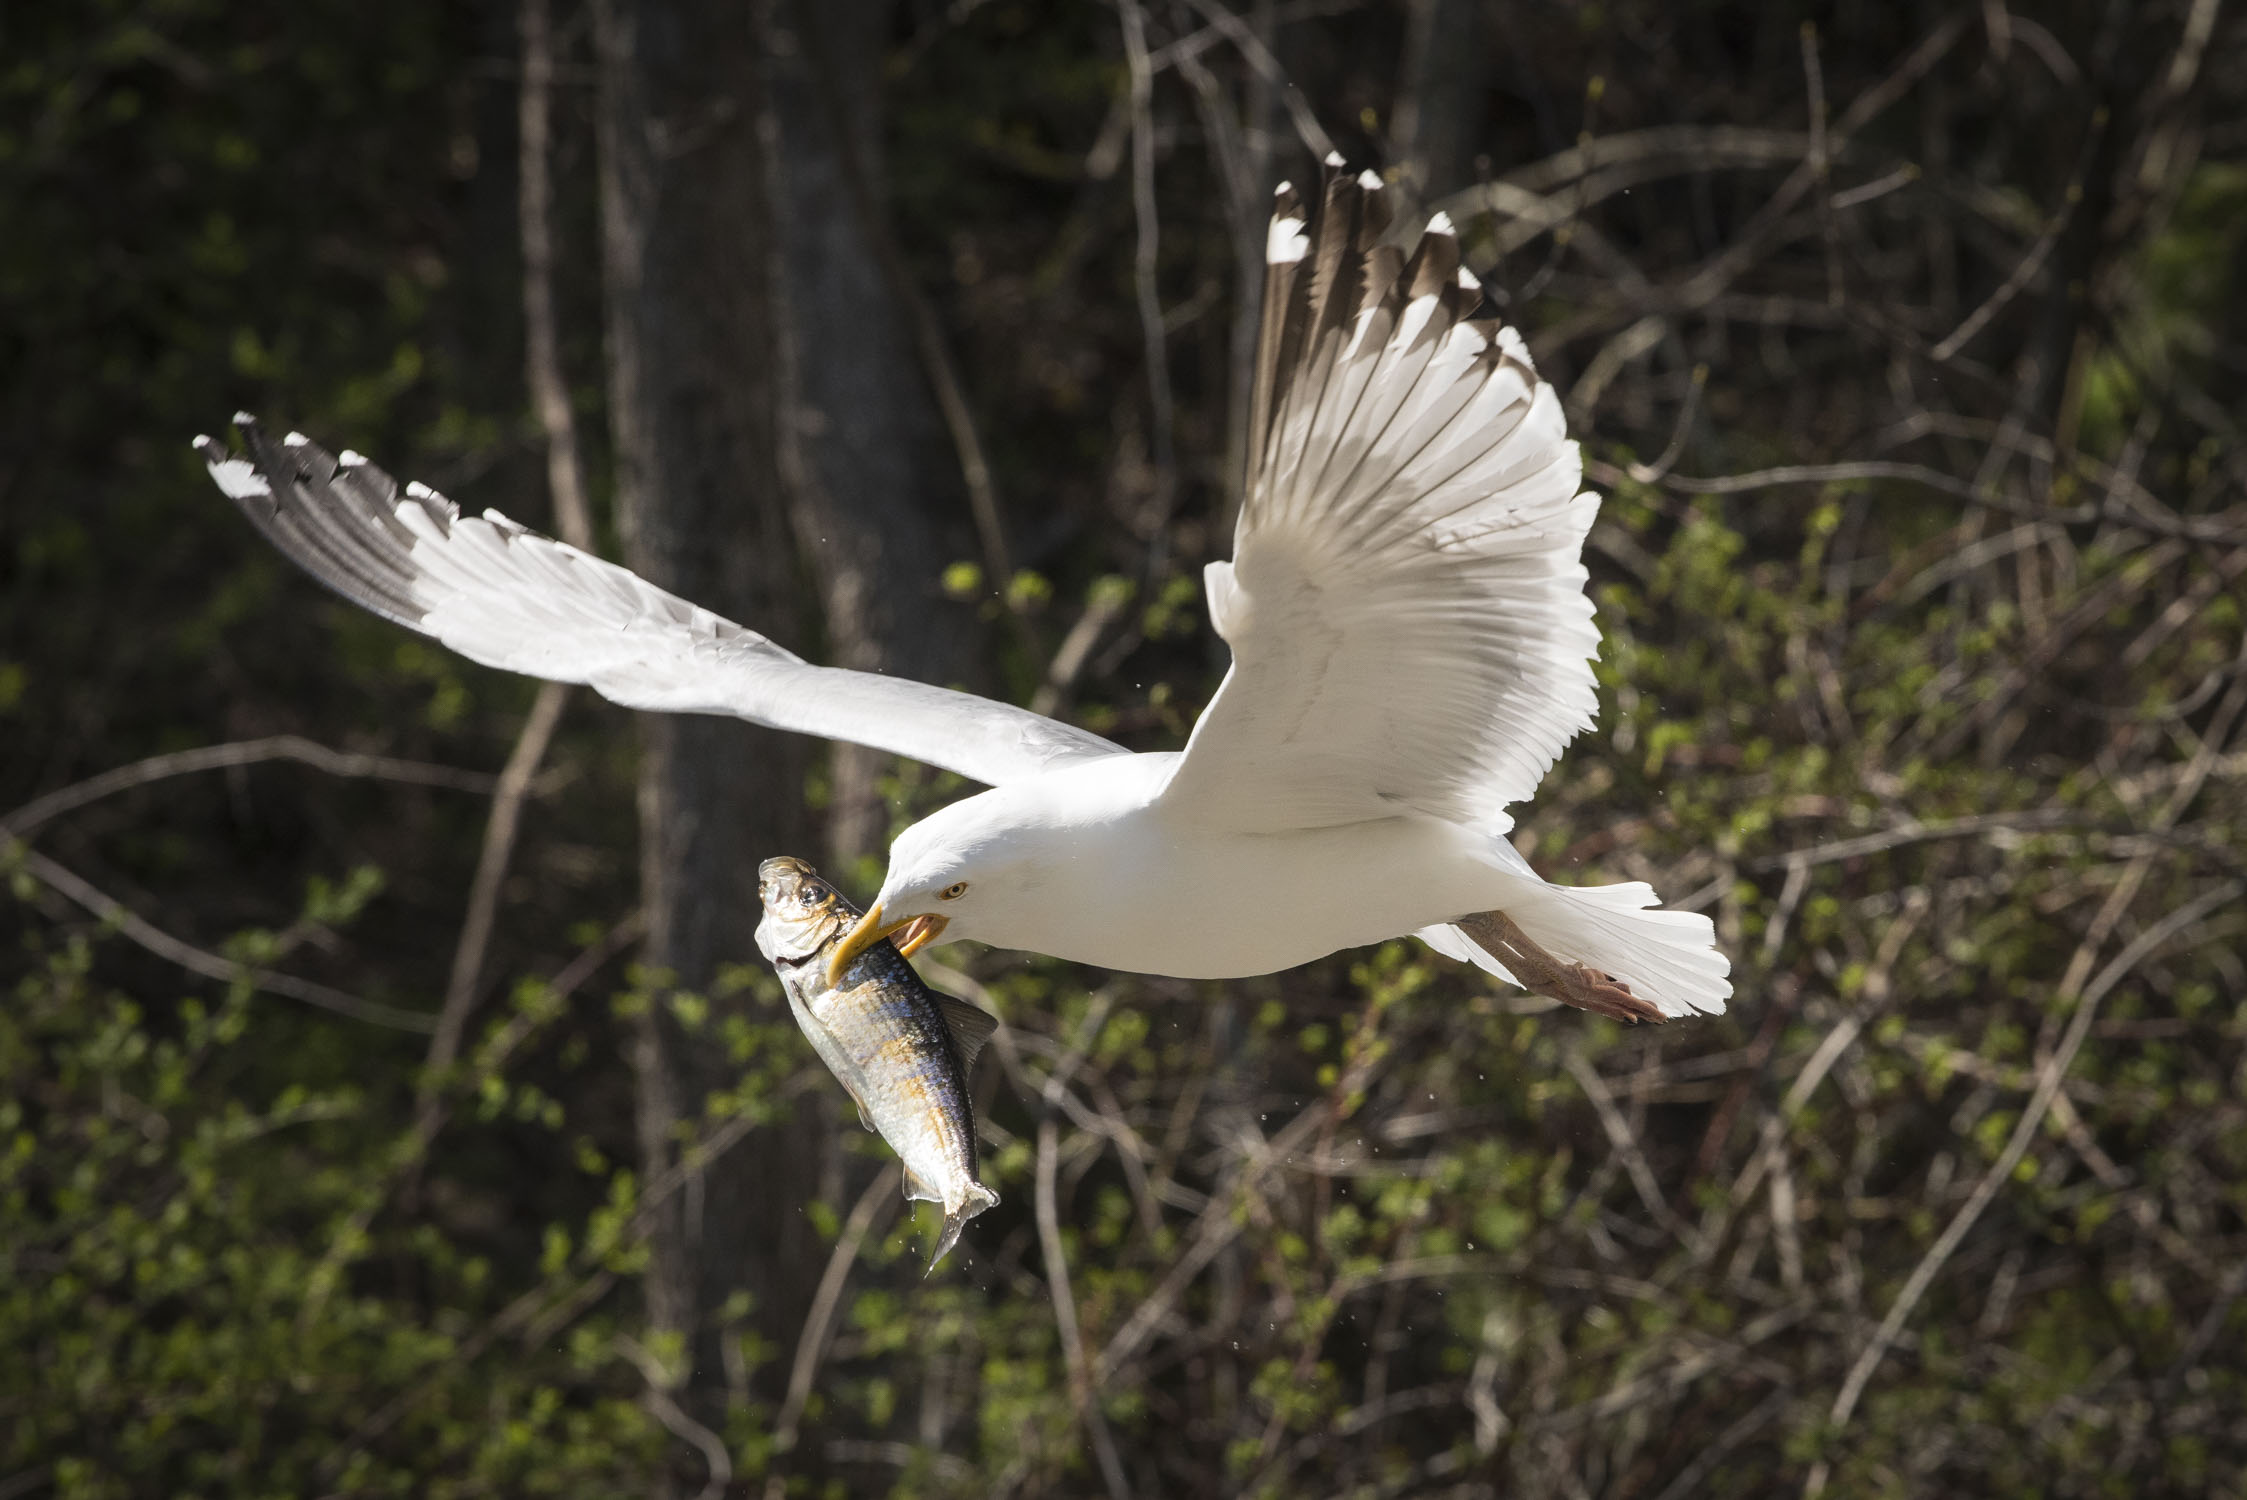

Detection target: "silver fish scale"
[818, 941, 978, 1180]
[755, 853, 999, 1270]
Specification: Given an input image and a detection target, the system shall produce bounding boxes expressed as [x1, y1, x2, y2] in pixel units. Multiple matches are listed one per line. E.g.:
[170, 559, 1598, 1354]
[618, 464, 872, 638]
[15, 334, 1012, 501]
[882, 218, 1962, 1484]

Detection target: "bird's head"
[822, 790, 1036, 985]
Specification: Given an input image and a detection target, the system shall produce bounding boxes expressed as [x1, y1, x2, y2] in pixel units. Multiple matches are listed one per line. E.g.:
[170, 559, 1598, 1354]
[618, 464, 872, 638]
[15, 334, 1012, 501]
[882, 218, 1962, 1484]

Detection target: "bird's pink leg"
[1454, 909, 1667, 1024]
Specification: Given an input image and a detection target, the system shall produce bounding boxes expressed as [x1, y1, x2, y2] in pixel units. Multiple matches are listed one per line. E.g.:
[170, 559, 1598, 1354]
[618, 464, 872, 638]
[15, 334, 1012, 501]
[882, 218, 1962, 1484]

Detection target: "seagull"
[196, 161, 1729, 1023]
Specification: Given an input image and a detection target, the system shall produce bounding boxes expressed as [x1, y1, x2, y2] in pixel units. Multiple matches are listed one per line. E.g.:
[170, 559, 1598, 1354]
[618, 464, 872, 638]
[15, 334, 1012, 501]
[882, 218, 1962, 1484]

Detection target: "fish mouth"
[826, 903, 950, 984]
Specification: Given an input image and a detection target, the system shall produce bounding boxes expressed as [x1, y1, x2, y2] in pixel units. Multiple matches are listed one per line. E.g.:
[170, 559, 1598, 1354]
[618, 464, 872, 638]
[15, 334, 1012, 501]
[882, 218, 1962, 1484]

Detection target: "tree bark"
[760, 0, 973, 866]
[1390, 0, 1490, 206]
[593, 0, 826, 1472]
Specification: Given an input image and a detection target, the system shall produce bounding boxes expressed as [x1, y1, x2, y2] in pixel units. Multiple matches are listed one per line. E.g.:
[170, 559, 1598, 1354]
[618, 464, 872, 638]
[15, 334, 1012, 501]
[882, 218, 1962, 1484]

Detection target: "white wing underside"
[1163, 169, 1603, 834]
[197, 420, 1124, 788]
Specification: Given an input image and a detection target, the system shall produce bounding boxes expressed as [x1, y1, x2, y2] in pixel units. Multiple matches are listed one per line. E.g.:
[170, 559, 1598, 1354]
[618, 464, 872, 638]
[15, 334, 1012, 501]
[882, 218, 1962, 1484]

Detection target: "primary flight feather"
[198, 160, 1730, 1022]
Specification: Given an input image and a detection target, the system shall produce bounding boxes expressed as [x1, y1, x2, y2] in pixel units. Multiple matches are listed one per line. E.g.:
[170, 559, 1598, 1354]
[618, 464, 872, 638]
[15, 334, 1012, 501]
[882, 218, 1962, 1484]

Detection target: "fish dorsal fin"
[852, 1098, 875, 1133]
[935, 996, 1000, 1074]
[901, 1165, 939, 1205]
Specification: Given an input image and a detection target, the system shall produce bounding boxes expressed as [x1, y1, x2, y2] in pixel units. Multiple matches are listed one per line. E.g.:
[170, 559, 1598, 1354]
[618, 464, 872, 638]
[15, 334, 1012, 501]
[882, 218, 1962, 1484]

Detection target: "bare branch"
[1564, 1047, 1707, 1256]
[1815, 875, 2246, 1479]
[423, 681, 571, 1090]
[15, 847, 437, 1032]
[1038, 1111, 1135, 1500]
[1929, 191, 2076, 362]
[518, 0, 595, 553]
[771, 1162, 902, 1455]
[413, 0, 598, 1123]
[1, 735, 501, 842]
[1118, 0, 1179, 576]
[1586, 456, 2106, 525]
[616, 1334, 733, 1500]
[1624, 362, 1707, 484]
[1744, 807, 2089, 872]
[1177, 0, 1336, 160]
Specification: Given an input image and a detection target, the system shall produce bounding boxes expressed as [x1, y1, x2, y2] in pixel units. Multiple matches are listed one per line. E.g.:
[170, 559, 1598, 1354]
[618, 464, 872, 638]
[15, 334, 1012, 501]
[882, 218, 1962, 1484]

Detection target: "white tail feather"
[1419, 874, 1731, 1018]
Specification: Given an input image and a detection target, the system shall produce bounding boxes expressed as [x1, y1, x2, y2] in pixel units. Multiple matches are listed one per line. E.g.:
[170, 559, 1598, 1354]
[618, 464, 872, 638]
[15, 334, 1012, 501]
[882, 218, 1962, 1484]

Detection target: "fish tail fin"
[926, 1182, 1001, 1276]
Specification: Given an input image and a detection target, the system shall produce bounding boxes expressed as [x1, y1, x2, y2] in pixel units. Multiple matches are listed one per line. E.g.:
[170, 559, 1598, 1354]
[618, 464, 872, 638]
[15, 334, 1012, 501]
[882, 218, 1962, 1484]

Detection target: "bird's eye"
[938, 881, 969, 901]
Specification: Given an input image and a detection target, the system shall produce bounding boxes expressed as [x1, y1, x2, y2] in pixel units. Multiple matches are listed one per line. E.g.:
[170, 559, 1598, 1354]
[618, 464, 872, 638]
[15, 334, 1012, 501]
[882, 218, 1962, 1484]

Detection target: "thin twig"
[1039, 1112, 1135, 1500]
[1117, 0, 1179, 578]
[1176, 0, 1335, 159]
[1, 735, 500, 841]
[1813, 675, 2247, 1487]
[1647, 12, 1972, 322]
[1094, 1037, 1385, 1385]
[423, 682, 571, 1090]
[1626, 362, 1708, 483]
[16, 847, 437, 1032]
[1929, 193, 2076, 362]
[1028, 996, 1134, 1500]
[616, 1334, 733, 1500]
[317, 1090, 760, 1477]
[1801, 21, 1844, 309]
[1564, 1048, 1705, 1256]
[519, 0, 596, 552]
[303, 911, 644, 1328]
[1173, 29, 1264, 522]
[1594, 456, 2082, 512]
[1030, 581, 1132, 718]
[1744, 807, 2089, 871]
[416, 0, 600, 1109]
[794, 5, 1023, 610]
[1813, 876, 2245, 1486]
[1568, 314, 1666, 423]
[1646, 1386, 1790, 1500]
[771, 1161, 902, 1455]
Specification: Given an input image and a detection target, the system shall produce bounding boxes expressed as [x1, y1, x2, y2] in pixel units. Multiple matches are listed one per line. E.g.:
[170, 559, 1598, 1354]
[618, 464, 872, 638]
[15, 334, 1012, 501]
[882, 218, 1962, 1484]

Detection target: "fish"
[753, 855, 1000, 1272]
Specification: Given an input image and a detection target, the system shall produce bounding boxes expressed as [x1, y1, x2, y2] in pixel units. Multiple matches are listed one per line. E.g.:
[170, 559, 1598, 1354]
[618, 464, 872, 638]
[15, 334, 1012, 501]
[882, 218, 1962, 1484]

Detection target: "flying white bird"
[198, 162, 1729, 1022]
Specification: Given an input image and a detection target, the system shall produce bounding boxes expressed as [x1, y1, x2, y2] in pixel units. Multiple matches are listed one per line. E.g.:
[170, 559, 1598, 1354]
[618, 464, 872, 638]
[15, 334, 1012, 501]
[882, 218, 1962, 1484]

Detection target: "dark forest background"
[6, 1, 2247, 1496]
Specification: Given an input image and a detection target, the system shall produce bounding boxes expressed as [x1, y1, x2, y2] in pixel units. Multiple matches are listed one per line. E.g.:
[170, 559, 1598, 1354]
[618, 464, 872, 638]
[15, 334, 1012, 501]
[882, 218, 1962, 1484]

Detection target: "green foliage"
[8, 0, 2247, 1496]
[1, 920, 664, 1495]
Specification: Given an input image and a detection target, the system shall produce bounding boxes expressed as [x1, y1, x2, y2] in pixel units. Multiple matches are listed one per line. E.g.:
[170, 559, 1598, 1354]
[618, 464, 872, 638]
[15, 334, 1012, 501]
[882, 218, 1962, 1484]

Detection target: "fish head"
[754, 855, 855, 967]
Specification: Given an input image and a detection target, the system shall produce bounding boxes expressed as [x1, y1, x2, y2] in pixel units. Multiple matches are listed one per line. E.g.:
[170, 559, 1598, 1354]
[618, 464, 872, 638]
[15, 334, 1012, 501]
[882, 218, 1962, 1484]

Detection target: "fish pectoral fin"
[934, 995, 1000, 1074]
[834, 1081, 877, 1133]
[901, 1165, 940, 1205]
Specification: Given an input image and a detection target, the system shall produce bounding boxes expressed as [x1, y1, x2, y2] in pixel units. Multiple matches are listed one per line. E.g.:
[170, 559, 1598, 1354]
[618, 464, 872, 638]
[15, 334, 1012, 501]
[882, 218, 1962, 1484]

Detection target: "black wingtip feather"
[1243, 158, 1526, 513]
[1403, 220, 1462, 303]
[203, 420, 431, 628]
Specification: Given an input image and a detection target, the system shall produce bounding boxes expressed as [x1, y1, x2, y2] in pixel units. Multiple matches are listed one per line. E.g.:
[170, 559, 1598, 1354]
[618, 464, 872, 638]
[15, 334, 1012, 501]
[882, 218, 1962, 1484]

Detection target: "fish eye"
[938, 881, 969, 901]
[801, 883, 828, 904]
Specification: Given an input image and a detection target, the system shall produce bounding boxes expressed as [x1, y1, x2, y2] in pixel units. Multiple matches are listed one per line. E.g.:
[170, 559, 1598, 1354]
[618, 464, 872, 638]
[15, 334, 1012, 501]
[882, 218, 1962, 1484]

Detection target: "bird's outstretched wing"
[197, 416, 1125, 787]
[1163, 162, 1603, 833]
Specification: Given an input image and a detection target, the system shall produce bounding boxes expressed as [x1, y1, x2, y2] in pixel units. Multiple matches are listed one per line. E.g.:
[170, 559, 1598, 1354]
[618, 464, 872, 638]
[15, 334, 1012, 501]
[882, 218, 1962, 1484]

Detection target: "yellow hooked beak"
[826, 902, 950, 985]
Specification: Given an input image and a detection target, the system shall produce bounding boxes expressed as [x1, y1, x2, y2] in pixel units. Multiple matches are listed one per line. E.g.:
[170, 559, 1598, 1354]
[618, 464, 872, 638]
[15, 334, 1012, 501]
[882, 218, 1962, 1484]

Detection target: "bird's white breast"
[965, 756, 1514, 979]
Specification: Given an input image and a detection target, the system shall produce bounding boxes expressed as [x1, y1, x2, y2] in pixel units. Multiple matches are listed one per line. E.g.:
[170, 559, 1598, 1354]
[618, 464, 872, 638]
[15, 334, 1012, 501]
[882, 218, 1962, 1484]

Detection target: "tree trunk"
[1391, 0, 1490, 205]
[761, 0, 974, 867]
[593, 0, 827, 1474]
